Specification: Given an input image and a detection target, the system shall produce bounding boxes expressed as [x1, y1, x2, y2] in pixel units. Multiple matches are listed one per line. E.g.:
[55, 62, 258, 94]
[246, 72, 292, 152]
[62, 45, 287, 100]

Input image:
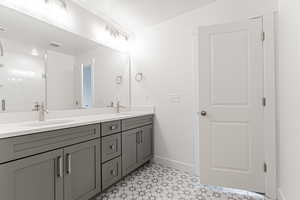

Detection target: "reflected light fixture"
[105, 25, 129, 41]
[31, 48, 40, 56]
[45, 0, 67, 9]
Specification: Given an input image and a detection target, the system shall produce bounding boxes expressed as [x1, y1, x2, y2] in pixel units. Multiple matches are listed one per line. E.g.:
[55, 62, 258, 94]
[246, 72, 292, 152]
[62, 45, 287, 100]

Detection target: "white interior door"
[198, 18, 265, 193]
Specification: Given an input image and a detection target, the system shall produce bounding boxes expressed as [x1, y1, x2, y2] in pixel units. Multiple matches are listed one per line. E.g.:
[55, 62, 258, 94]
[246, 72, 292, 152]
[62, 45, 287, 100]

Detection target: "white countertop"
[0, 111, 154, 139]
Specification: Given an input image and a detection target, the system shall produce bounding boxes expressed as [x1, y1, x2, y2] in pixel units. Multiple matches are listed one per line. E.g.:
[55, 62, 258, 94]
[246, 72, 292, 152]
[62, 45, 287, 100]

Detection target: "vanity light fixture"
[45, 0, 67, 9]
[105, 25, 129, 41]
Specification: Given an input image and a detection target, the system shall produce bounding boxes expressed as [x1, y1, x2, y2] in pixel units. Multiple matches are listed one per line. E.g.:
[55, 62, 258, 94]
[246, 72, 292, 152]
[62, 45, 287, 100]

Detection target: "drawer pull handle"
[110, 163, 119, 177]
[110, 125, 117, 130]
[110, 169, 117, 176]
[66, 154, 71, 174]
[57, 156, 63, 178]
[109, 144, 115, 150]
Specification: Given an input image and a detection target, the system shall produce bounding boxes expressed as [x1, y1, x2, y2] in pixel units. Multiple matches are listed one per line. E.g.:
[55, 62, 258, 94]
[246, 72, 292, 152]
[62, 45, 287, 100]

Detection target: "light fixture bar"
[45, 0, 67, 9]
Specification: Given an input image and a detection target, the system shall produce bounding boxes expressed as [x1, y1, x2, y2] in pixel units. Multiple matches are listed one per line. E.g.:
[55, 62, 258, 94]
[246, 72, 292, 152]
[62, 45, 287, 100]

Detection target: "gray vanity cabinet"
[121, 128, 140, 176]
[137, 125, 153, 164]
[0, 149, 64, 200]
[122, 122, 153, 176]
[0, 116, 154, 200]
[64, 139, 101, 200]
[0, 124, 101, 200]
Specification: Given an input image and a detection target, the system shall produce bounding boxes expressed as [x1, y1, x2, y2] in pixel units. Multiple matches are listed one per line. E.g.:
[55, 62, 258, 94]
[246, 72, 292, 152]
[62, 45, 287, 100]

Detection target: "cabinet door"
[64, 139, 100, 200]
[0, 149, 63, 200]
[138, 125, 153, 164]
[121, 128, 139, 176]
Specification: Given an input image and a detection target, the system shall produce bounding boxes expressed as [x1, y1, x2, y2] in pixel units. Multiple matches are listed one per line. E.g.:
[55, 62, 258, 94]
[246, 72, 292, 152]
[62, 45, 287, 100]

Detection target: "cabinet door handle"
[66, 154, 71, 174]
[140, 130, 143, 143]
[57, 156, 63, 178]
[110, 169, 116, 176]
[136, 131, 140, 144]
[110, 167, 118, 176]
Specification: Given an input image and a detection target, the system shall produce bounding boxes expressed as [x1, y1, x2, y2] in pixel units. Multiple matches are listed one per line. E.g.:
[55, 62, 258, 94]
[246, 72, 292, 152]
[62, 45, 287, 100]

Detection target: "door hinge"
[262, 97, 266, 107]
[264, 162, 267, 173]
[261, 32, 266, 42]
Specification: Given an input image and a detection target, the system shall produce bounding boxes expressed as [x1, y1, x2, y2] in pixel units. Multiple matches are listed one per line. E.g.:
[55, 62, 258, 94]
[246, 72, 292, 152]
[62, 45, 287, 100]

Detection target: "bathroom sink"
[113, 112, 133, 117]
[23, 119, 74, 127]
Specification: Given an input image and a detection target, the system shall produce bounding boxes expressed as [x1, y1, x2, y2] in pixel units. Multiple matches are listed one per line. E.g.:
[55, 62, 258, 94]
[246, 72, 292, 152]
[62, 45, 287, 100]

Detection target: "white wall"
[278, 0, 300, 200]
[47, 50, 75, 110]
[132, 0, 277, 172]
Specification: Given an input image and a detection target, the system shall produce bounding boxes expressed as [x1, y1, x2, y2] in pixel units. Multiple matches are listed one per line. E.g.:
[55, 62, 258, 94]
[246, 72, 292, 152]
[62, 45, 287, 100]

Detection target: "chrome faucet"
[107, 101, 114, 108]
[32, 102, 48, 121]
[116, 101, 126, 113]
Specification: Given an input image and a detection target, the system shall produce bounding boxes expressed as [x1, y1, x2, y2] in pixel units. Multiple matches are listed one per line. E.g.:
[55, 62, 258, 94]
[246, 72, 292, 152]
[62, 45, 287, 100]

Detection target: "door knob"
[201, 111, 207, 116]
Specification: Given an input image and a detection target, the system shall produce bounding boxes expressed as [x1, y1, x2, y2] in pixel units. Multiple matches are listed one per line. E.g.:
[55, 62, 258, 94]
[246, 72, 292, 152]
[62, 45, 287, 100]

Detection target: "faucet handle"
[40, 102, 49, 113]
[32, 102, 40, 111]
[107, 101, 114, 108]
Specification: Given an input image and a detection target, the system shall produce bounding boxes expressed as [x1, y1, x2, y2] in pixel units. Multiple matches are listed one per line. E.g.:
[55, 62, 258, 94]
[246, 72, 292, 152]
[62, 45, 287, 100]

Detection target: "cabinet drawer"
[102, 156, 121, 190]
[0, 124, 100, 164]
[101, 120, 121, 136]
[101, 133, 121, 163]
[122, 115, 153, 131]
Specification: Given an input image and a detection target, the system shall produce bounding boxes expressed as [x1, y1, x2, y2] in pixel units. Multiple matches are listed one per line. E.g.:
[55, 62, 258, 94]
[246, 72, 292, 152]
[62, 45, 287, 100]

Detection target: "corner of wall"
[153, 155, 195, 174]
[278, 188, 287, 200]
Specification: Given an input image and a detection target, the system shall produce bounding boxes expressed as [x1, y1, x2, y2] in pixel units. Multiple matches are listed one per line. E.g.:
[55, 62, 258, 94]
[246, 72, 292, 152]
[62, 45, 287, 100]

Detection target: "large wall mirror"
[0, 5, 130, 113]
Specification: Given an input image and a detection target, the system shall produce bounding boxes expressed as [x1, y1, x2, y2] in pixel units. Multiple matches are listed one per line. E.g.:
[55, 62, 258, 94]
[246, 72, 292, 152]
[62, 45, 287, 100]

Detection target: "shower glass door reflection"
[81, 64, 94, 108]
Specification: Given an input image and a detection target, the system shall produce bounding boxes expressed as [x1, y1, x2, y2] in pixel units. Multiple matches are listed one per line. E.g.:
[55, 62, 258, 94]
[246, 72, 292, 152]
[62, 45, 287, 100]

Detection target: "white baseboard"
[278, 188, 287, 200]
[152, 155, 194, 174]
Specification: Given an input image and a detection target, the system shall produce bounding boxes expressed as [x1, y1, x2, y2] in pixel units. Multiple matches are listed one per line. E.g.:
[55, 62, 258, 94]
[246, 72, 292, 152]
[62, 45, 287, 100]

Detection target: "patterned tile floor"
[96, 162, 265, 200]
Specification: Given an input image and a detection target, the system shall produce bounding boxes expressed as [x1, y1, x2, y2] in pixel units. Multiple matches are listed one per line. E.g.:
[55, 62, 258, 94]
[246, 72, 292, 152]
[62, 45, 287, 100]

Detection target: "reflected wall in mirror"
[0, 38, 45, 112]
[0, 4, 130, 113]
[46, 40, 130, 111]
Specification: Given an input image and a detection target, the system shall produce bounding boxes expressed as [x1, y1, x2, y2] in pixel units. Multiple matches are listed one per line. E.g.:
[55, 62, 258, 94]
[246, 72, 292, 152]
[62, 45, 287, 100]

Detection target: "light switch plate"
[169, 94, 181, 103]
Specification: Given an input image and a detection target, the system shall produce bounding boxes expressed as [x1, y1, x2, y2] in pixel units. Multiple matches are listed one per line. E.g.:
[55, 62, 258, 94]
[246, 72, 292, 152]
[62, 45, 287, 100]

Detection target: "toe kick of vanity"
[0, 114, 153, 200]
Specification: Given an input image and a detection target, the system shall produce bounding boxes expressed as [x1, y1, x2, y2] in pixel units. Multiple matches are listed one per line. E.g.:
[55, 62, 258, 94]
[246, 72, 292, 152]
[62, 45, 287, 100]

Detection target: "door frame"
[193, 12, 277, 199]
